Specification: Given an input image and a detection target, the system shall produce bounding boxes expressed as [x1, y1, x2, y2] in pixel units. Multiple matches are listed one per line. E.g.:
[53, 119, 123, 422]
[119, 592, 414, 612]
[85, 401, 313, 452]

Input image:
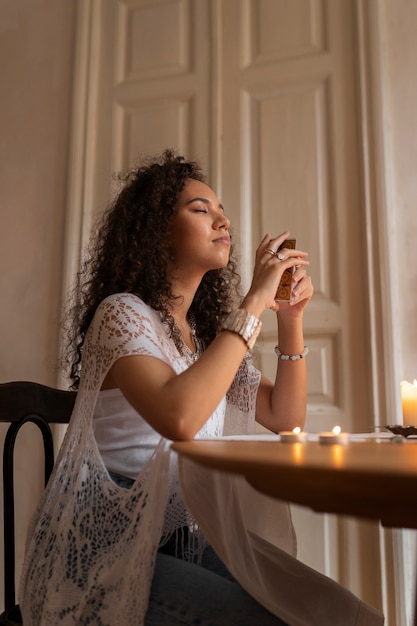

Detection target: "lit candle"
[280, 427, 308, 443]
[400, 380, 417, 426]
[318, 425, 349, 445]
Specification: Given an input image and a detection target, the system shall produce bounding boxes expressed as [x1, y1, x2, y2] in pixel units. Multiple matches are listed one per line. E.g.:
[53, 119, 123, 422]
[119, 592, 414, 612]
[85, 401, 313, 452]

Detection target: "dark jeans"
[145, 550, 288, 625]
[108, 470, 288, 625]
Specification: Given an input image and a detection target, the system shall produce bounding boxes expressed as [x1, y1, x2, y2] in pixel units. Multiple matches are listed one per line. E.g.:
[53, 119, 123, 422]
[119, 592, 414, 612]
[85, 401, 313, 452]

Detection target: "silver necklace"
[169, 311, 204, 364]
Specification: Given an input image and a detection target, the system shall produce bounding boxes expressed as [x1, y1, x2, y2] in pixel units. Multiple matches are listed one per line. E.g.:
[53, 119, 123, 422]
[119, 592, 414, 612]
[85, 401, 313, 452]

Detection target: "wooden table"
[174, 436, 399, 625]
[174, 436, 415, 624]
[172, 438, 417, 529]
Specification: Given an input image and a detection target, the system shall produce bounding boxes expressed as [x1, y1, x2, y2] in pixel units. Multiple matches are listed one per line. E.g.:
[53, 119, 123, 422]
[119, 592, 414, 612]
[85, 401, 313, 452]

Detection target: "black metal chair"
[0, 381, 76, 625]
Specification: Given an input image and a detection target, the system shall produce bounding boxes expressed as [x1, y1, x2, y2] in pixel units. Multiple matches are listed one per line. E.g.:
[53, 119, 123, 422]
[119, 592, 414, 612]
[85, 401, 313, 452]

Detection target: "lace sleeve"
[224, 356, 261, 435]
[78, 293, 177, 394]
[90, 293, 173, 362]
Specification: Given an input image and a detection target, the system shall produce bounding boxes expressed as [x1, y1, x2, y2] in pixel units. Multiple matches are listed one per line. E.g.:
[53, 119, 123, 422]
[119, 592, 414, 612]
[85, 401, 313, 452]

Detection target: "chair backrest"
[0, 381, 76, 624]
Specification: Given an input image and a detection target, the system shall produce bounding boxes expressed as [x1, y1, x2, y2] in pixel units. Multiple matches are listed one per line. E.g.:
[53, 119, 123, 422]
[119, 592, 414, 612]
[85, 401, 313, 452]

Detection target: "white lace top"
[19, 293, 261, 625]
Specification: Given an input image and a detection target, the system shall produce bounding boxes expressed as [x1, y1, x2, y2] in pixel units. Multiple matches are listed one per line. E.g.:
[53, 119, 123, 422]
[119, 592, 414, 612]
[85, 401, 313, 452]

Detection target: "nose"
[216, 212, 230, 231]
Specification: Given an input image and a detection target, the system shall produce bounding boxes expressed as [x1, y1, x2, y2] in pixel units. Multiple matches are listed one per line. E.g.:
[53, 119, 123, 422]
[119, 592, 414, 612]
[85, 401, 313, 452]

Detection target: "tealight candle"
[280, 427, 308, 443]
[400, 380, 417, 426]
[318, 425, 349, 445]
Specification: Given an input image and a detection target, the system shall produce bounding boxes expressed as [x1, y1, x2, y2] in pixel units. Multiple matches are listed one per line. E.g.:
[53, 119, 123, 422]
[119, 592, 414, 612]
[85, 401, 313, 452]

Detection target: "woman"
[20, 150, 313, 625]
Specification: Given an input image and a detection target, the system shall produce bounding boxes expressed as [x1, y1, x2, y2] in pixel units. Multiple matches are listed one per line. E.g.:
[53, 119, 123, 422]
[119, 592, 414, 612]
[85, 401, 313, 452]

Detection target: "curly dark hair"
[64, 149, 242, 389]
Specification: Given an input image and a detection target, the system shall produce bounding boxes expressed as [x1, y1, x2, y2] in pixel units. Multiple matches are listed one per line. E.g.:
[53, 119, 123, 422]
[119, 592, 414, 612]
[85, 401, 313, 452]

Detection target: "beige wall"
[0, 0, 76, 386]
[0, 0, 77, 611]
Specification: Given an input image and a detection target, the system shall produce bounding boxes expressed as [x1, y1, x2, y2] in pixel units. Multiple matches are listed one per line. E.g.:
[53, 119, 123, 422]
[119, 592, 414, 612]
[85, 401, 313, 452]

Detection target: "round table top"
[172, 437, 417, 528]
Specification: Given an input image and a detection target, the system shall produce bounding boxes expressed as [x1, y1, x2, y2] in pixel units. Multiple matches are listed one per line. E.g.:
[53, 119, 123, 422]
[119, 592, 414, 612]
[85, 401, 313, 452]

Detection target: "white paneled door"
[65, 0, 407, 622]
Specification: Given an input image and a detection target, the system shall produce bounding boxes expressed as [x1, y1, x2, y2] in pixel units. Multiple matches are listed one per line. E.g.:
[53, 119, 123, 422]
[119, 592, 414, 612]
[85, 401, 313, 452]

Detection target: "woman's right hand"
[241, 232, 310, 317]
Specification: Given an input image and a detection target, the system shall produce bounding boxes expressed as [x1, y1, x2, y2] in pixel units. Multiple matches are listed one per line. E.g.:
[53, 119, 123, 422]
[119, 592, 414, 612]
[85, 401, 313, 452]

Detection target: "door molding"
[355, 1, 409, 624]
[354, 0, 400, 426]
[61, 0, 95, 308]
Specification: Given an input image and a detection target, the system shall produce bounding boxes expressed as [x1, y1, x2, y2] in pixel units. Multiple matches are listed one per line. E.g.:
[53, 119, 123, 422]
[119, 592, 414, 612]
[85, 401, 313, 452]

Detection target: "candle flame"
[332, 425, 341, 435]
[292, 427, 301, 434]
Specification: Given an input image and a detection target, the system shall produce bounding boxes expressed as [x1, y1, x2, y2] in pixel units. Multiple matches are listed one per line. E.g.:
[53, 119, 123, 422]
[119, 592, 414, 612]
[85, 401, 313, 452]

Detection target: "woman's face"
[168, 179, 231, 275]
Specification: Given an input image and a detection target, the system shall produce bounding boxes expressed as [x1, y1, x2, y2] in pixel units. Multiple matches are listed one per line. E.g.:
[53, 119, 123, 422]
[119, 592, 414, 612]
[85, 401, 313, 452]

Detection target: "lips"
[213, 236, 231, 245]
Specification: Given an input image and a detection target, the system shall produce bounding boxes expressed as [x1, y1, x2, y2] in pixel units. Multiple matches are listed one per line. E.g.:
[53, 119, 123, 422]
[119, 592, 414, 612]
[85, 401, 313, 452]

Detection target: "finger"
[291, 277, 313, 303]
[276, 249, 309, 262]
[258, 233, 282, 261]
[262, 247, 309, 265]
[279, 257, 310, 272]
[264, 235, 291, 257]
[268, 231, 291, 249]
[292, 267, 307, 284]
[256, 233, 272, 255]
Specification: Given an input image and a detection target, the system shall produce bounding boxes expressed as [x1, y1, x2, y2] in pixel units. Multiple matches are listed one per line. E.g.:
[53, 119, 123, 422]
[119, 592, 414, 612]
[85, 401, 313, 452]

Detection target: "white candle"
[400, 380, 417, 426]
[280, 427, 308, 443]
[318, 425, 349, 445]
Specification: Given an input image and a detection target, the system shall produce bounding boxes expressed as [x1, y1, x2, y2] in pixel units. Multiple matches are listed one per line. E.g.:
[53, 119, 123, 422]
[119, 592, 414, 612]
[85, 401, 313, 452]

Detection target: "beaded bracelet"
[274, 345, 309, 360]
[221, 309, 262, 351]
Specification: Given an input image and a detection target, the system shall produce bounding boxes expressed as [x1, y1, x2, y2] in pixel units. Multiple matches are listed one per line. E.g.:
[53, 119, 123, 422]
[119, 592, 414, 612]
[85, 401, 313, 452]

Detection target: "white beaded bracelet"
[274, 345, 309, 360]
[221, 309, 262, 351]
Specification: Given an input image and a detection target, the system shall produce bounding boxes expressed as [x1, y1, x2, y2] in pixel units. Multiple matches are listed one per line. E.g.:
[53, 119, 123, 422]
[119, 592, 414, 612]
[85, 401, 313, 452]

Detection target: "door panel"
[223, 0, 371, 432]
[84, 0, 212, 237]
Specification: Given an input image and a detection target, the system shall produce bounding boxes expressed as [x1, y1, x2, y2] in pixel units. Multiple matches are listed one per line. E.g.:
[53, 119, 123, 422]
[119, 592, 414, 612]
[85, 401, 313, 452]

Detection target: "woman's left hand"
[270, 266, 314, 315]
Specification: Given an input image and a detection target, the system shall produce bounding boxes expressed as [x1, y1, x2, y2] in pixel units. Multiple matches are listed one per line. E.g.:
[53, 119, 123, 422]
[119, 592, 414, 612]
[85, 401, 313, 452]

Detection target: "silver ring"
[264, 248, 276, 256]
[277, 252, 285, 261]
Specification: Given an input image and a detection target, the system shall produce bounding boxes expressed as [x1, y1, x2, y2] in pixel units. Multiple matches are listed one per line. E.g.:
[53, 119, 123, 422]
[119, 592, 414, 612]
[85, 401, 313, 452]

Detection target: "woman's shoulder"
[91, 293, 162, 336]
[98, 292, 147, 311]
[97, 293, 159, 319]
[86, 292, 173, 361]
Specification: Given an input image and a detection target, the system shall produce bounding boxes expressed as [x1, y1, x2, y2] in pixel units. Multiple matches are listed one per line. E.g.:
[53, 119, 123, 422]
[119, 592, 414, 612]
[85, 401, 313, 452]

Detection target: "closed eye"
[187, 197, 221, 214]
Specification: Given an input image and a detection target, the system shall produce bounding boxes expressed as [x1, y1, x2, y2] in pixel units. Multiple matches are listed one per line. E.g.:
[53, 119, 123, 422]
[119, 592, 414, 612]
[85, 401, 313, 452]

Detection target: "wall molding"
[354, 1, 410, 623]
[354, 0, 400, 426]
[61, 0, 94, 305]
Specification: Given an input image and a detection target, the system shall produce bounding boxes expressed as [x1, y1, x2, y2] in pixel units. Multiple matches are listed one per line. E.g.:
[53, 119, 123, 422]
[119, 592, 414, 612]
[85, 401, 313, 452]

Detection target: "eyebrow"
[186, 197, 225, 211]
